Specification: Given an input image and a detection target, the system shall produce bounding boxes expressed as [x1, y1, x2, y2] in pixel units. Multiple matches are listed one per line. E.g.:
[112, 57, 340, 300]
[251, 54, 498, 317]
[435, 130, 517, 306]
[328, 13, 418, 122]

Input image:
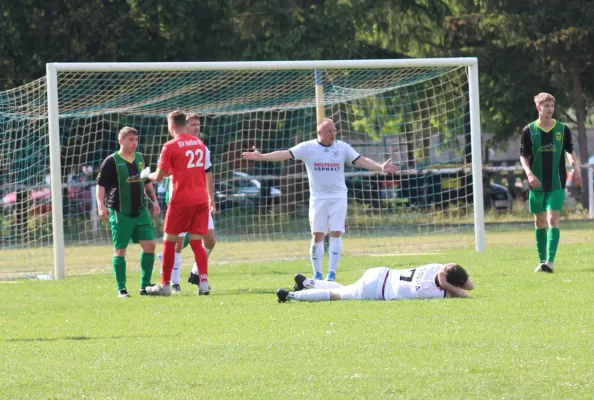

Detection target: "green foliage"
[444, 0, 594, 142]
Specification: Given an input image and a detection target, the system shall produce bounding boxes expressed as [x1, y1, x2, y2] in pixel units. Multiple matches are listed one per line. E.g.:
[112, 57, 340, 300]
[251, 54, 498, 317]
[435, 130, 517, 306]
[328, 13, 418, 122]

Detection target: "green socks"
[535, 228, 547, 263]
[547, 228, 560, 263]
[535, 227, 560, 263]
[112, 256, 126, 291]
[140, 252, 155, 289]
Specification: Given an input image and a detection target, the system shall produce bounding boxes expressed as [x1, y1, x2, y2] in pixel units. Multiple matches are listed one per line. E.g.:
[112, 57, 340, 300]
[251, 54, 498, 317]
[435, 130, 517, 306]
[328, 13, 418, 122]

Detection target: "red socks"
[190, 239, 208, 281]
[161, 240, 176, 284]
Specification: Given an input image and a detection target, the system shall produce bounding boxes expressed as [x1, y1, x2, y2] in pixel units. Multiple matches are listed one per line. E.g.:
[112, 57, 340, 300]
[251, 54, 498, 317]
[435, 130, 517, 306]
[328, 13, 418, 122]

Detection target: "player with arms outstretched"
[520, 93, 582, 273]
[141, 110, 211, 296]
[243, 118, 399, 281]
[276, 263, 473, 302]
[157, 113, 217, 293]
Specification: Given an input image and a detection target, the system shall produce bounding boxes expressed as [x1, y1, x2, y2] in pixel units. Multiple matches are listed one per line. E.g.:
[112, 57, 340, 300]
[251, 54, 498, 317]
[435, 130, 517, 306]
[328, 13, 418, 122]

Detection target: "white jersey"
[384, 264, 446, 300]
[168, 146, 211, 195]
[289, 139, 360, 200]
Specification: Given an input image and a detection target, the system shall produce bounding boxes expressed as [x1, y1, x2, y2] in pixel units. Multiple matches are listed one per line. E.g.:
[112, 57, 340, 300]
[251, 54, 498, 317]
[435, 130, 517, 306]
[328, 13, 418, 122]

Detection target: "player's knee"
[204, 237, 216, 249]
[144, 241, 157, 253]
[114, 248, 127, 257]
[547, 215, 560, 227]
[312, 232, 325, 242]
[329, 291, 341, 301]
[534, 213, 546, 228]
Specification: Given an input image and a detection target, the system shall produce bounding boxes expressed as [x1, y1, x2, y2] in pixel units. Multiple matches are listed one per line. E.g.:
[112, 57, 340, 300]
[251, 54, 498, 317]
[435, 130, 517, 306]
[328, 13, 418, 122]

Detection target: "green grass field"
[1, 226, 594, 399]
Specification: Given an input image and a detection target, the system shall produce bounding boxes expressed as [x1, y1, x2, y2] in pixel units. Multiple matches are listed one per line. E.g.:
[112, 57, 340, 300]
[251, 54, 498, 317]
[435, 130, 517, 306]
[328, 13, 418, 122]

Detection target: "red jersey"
[158, 133, 208, 207]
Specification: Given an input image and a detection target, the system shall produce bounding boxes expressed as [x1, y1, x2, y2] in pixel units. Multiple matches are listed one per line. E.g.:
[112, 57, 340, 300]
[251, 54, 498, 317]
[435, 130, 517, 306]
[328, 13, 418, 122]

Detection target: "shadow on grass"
[214, 288, 277, 296]
[4, 334, 175, 343]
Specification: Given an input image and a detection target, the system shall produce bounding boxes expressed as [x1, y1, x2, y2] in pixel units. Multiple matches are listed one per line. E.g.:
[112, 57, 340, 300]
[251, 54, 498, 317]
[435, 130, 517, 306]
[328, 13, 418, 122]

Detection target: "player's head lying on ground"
[442, 263, 469, 287]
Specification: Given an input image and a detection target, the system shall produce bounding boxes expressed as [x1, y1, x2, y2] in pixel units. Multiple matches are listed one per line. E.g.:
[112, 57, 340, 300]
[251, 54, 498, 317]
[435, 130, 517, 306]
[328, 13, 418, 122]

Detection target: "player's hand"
[209, 201, 217, 215]
[527, 173, 541, 189]
[381, 158, 400, 173]
[140, 167, 151, 180]
[98, 205, 110, 221]
[242, 146, 263, 161]
[572, 169, 583, 187]
[152, 202, 161, 217]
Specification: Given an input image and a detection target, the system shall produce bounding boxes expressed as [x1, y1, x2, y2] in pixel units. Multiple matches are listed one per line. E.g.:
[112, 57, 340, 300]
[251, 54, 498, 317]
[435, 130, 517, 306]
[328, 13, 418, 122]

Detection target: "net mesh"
[0, 64, 477, 278]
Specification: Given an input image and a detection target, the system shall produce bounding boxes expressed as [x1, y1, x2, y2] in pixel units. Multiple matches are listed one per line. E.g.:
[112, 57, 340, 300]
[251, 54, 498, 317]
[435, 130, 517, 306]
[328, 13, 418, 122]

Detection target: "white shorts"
[335, 267, 390, 301]
[309, 198, 347, 234]
[177, 213, 215, 237]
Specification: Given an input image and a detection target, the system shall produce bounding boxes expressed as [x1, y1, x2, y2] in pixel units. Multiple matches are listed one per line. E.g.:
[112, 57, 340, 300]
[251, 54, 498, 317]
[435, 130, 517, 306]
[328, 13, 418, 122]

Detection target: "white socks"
[310, 241, 324, 275]
[170, 252, 182, 284]
[192, 246, 213, 274]
[312, 280, 343, 289]
[289, 289, 331, 302]
[328, 237, 342, 273]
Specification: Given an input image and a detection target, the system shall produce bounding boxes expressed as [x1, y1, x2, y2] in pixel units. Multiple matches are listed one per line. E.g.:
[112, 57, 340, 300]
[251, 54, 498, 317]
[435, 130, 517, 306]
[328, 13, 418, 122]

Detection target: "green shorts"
[109, 208, 155, 249]
[528, 189, 566, 214]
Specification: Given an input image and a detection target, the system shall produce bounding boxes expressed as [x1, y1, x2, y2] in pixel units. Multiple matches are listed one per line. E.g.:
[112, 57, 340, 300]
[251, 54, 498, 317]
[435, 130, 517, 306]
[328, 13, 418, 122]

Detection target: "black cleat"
[277, 288, 290, 303]
[118, 289, 130, 298]
[188, 272, 200, 286]
[171, 284, 181, 293]
[139, 283, 155, 296]
[294, 273, 307, 292]
[541, 264, 554, 273]
[534, 263, 554, 273]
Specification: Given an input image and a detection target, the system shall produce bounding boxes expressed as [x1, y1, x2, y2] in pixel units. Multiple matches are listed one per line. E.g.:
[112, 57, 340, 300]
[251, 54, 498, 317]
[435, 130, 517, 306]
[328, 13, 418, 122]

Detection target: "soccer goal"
[0, 58, 485, 279]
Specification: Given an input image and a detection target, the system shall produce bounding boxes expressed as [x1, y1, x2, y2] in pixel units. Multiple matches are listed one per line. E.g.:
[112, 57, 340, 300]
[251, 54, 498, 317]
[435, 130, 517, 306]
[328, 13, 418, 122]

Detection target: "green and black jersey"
[520, 120, 573, 192]
[97, 151, 149, 217]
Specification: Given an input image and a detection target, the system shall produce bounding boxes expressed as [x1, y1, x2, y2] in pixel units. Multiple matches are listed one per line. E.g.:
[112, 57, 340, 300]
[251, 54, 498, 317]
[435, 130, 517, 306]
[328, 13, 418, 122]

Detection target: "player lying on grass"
[276, 263, 473, 302]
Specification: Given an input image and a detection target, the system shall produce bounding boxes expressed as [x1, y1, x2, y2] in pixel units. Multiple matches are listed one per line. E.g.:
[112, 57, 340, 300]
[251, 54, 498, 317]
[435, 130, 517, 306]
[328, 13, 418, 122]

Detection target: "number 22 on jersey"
[186, 148, 204, 169]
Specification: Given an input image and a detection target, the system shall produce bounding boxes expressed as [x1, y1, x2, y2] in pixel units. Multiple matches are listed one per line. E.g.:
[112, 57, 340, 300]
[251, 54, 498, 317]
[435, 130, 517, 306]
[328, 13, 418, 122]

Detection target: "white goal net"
[0, 59, 484, 278]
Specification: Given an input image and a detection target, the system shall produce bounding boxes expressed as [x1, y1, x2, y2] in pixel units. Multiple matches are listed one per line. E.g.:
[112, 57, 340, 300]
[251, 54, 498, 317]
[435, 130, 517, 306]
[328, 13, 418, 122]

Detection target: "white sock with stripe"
[289, 289, 331, 302]
[171, 252, 182, 284]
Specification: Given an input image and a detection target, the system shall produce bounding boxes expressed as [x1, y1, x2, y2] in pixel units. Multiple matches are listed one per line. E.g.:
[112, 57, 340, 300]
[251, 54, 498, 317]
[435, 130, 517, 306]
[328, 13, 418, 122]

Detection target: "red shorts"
[164, 203, 209, 236]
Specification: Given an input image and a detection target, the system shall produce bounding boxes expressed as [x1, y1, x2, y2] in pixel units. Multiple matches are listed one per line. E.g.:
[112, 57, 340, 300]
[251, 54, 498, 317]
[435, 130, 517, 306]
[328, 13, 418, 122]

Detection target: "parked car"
[215, 171, 281, 211]
[489, 183, 513, 212]
[345, 169, 513, 212]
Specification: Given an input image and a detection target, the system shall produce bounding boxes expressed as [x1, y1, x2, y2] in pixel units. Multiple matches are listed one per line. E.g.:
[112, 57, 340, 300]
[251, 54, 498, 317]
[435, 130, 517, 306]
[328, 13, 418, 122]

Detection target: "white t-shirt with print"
[289, 139, 360, 200]
[384, 264, 446, 300]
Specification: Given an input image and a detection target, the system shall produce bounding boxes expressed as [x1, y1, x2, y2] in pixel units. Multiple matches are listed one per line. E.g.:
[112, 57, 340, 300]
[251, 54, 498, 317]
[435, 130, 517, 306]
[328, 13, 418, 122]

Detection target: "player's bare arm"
[242, 146, 292, 162]
[354, 156, 400, 173]
[461, 277, 474, 291]
[144, 182, 161, 216]
[96, 184, 110, 221]
[206, 171, 216, 214]
[520, 155, 541, 189]
[437, 271, 469, 298]
[567, 151, 583, 186]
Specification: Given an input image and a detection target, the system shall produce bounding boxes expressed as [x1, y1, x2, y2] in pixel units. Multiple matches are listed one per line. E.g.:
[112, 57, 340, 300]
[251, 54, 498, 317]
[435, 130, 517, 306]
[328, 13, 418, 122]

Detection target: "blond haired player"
[520, 93, 582, 273]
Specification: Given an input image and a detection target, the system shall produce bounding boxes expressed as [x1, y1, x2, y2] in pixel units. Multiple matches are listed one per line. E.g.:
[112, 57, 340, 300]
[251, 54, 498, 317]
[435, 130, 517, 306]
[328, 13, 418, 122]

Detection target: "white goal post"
[45, 58, 485, 279]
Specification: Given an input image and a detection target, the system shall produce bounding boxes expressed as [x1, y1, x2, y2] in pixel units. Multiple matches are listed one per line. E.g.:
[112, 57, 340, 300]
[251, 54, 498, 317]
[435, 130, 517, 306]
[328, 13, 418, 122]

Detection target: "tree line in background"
[1, 0, 593, 159]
